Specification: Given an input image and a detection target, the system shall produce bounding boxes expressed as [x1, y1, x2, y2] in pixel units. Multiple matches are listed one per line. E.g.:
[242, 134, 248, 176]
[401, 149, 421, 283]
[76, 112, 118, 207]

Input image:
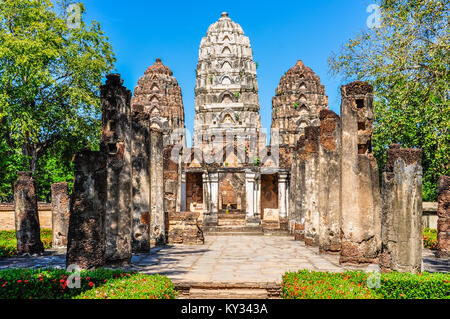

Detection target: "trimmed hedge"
[375, 272, 449, 299]
[0, 229, 52, 258]
[0, 268, 176, 299]
[282, 270, 450, 299]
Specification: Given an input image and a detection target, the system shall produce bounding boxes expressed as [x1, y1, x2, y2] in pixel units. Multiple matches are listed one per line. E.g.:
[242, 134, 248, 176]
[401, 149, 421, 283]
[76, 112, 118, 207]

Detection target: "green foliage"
[282, 270, 450, 299]
[293, 102, 299, 110]
[74, 273, 177, 299]
[0, 268, 176, 299]
[253, 157, 261, 167]
[329, 0, 449, 201]
[374, 272, 450, 299]
[234, 92, 240, 99]
[423, 227, 438, 250]
[0, 229, 52, 258]
[0, 0, 115, 201]
[0, 269, 175, 299]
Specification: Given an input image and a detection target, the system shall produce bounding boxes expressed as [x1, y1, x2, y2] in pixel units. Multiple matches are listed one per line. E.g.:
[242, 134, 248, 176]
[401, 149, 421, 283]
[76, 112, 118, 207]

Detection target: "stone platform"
[0, 236, 448, 285]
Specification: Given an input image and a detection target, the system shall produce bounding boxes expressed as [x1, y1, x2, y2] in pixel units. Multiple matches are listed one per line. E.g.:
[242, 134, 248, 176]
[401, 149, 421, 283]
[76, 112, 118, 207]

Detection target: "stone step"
[175, 282, 282, 299]
[218, 214, 246, 219]
[204, 226, 263, 233]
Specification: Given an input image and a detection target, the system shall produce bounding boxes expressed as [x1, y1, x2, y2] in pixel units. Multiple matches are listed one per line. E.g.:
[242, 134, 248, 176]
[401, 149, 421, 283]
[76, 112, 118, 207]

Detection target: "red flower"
[88, 282, 94, 287]
[17, 280, 22, 283]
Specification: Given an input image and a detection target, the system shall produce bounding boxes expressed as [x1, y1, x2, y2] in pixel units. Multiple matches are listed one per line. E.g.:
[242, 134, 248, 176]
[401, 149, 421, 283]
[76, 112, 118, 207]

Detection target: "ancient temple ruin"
[7, 12, 427, 273]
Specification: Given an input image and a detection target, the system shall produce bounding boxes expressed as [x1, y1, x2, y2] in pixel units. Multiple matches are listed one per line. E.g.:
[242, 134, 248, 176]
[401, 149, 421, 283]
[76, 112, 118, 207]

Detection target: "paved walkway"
[0, 236, 448, 284]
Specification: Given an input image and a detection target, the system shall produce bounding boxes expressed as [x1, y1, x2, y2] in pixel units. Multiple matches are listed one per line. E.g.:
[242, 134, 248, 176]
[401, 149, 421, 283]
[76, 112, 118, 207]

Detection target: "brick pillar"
[130, 106, 151, 253]
[150, 128, 165, 246]
[436, 175, 450, 258]
[380, 145, 423, 272]
[340, 81, 381, 265]
[13, 172, 44, 255]
[304, 126, 320, 246]
[164, 145, 179, 215]
[51, 182, 70, 249]
[318, 110, 342, 253]
[66, 150, 107, 269]
[100, 73, 133, 265]
[292, 136, 306, 240]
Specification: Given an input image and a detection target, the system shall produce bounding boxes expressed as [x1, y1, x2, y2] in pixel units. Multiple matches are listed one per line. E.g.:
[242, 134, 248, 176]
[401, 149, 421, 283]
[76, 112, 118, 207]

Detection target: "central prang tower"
[193, 12, 264, 156]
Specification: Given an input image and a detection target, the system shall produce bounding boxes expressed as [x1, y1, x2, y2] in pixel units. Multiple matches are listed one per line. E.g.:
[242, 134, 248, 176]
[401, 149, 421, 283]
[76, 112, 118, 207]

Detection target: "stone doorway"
[186, 173, 203, 214]
[260, 174, 279, 220]
[218, 172, 246, 214]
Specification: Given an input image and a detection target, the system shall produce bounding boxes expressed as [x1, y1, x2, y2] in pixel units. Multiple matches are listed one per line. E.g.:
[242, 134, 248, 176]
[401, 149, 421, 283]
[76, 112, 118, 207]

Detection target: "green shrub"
[74, 273, 177, 299]
[0, 268, 176, 299]
[374, 272, 450, 299]
[423, 228, 438, 250]
[0, 229, 52, 258]
[282, 270, 450, 299]
[282, 271, 379, 299]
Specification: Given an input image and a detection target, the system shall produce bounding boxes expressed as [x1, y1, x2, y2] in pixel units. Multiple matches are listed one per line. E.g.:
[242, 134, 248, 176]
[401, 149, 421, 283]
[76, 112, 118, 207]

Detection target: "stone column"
[66, 150, 107, 269]
[150, 128, 165, 246]
[380, 144, 423, 272]
[131, 108, 151, 253]
[101, 73, 132, 266]
[180, 172, 187, 212]
[318, 110, 342, 253]
[304, 127, 320, 246]
[246, 171, 256, 219]
[51, 182, 70, 249]
[202, 172, 209, 215]
[14, 172, 44, 255]
[278, 172, 289, 220]
[210, 172, 219, 215]
[255, 173, 261, 220]
[340, 81, 381, 265]
[436, 175, 450, 258]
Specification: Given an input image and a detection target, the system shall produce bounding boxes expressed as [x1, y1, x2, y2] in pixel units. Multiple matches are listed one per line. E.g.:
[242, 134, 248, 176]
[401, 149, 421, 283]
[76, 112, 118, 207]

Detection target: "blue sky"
[82, 0, 374, 141]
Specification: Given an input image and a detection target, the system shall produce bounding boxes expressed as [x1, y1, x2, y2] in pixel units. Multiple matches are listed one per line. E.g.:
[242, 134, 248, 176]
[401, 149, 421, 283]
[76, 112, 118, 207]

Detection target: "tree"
[0, 0, 115, 201]
[329, 0, 449, 201]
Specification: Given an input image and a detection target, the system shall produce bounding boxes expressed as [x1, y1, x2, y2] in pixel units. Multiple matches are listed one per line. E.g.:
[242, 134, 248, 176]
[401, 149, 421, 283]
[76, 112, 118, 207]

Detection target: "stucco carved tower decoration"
[271, 60, 328, 168]
[194, 12, 264, 160]
[132, 58, 185, 144]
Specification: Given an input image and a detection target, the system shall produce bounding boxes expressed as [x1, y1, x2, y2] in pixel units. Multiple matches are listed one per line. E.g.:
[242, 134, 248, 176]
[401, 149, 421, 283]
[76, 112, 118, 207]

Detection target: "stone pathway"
[0, 236, 448, 285]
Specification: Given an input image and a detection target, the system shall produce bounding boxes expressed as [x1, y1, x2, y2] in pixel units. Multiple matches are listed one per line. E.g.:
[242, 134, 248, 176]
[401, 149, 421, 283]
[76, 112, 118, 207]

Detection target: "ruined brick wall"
[51, 182, 70, 249]
[100, 73, 133, 266]
[13, 172, 44, 255]
[168, 212, 204, 245]
[303, 126, 320, 246]
[381, 145, 423, 272]
[436, 175, 450, 258]
[0, 203, 51, 230]
[66, 150, 107, 269]
[340, 81, 381, 265]
[164, 146, 179, 216]
[318, 110, 341, 253]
